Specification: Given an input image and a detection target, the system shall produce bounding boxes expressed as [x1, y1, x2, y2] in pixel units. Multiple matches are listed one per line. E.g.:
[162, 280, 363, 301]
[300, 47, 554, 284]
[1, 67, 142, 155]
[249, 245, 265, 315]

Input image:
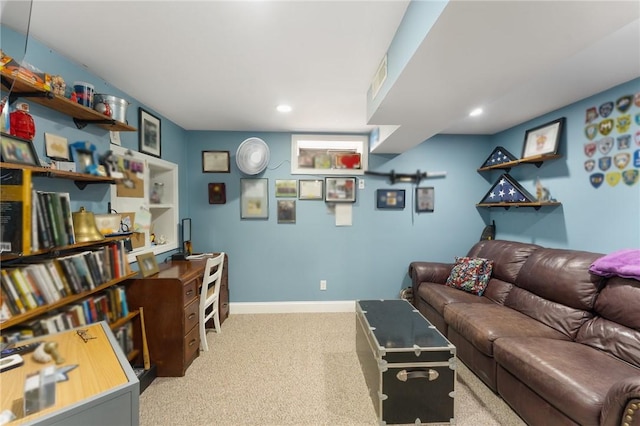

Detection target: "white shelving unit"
[110, 145, 179, 262]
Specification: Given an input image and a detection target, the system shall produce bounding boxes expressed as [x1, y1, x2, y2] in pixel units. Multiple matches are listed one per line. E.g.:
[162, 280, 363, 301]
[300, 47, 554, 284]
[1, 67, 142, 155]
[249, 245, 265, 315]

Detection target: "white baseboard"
[229, 300, 356, 314]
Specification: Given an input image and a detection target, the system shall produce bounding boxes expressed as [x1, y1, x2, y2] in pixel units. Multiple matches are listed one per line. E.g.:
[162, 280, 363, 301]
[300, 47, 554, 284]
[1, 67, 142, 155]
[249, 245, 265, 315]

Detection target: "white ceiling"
[2, 1, 639, 154]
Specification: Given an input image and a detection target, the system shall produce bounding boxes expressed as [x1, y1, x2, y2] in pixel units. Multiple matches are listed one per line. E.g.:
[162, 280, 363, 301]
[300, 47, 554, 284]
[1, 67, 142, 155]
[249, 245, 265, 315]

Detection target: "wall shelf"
[476, 201, 561, 211]
[477, 154, 561, 172]
[1, 70, 136, 132]
[0, 161, 115, 190]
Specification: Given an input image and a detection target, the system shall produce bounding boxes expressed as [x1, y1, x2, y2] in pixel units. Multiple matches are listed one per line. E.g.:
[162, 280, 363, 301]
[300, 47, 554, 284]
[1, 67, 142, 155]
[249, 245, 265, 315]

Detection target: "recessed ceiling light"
[469, 107, 483, 117]
[276, 104, 292, 113]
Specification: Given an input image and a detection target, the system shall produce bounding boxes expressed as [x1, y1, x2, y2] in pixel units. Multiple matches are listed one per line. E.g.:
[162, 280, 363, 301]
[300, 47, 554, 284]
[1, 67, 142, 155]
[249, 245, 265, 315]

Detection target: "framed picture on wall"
[376, 189, 405, 209]
[202, 151, 230, 173]
[241, 178, 268, 219]
[277, 200, 296, 223]
[0, 133, 40, 166]
[298, 179, 324, 200]
[416, 187, 434, 212]
[139, 108, 161, 158]
[521, 117, 565, 160]
[324, 177, 356, 203]
[275, 179, 297, 197]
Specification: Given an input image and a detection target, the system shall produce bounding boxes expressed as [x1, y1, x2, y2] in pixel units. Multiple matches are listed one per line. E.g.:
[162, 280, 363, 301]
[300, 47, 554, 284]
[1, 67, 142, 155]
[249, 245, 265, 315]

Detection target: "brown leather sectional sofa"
[408, 240, 640, 426]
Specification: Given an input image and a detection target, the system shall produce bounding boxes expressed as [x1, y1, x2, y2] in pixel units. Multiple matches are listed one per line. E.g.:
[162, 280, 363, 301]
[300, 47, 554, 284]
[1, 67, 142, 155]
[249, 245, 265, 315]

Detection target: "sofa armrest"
[408, 262, 453, 294]
[601, 377, 640, 426]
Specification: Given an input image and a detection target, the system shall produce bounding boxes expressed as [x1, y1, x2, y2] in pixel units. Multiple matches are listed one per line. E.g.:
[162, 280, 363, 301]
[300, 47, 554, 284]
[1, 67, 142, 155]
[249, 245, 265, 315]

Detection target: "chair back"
[200, 252, 225, 317]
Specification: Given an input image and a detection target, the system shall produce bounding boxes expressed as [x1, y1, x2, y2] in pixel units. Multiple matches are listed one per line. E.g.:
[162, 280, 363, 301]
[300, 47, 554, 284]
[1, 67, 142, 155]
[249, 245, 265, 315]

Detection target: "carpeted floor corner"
[139, 313, 525, 425]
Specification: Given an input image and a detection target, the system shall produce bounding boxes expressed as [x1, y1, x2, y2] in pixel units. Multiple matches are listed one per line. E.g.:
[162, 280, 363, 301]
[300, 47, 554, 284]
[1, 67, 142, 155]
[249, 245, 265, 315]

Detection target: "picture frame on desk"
[136, 252, 159, 277]
[0, 132, 40, 166]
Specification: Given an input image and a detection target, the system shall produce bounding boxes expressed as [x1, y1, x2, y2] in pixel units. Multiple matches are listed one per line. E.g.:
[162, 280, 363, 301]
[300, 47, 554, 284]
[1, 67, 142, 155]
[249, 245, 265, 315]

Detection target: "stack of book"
[0, 240, 128, 317]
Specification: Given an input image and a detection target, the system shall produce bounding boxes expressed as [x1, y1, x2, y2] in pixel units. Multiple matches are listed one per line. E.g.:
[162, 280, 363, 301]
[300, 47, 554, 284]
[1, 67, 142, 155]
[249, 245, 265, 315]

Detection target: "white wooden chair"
[199, 252, 225, 351]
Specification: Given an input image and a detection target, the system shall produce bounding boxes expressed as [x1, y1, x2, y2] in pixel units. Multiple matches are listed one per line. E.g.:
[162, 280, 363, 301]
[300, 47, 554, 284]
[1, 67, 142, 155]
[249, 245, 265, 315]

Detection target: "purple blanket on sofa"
[589, 249, 640, 280]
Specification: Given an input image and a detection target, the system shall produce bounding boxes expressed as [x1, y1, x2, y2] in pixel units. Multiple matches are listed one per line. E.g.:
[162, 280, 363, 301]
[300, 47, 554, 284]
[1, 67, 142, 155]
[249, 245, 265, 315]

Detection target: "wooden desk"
[0, 322, 139, 426]
[125, 254, 229, 377]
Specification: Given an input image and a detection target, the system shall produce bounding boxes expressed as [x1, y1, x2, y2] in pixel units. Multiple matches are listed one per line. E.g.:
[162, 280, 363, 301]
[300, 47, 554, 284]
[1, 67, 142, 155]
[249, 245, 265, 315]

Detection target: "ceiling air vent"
[370, 54, 387, 100]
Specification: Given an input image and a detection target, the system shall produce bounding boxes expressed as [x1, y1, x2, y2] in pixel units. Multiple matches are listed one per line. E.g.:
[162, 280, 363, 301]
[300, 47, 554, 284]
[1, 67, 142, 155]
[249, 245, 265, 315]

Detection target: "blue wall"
[3, 25, 639, 305]
[488, 78, 640, 253]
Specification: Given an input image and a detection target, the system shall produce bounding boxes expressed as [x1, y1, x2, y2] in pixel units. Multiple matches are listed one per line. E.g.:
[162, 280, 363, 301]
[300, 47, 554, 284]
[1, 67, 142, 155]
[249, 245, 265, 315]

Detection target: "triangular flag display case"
[479, 146, 518, 169]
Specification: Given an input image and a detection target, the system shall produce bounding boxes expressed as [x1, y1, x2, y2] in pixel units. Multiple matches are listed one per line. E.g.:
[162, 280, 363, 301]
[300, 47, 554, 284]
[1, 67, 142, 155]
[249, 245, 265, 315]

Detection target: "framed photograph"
[275, 179, 297, 197]
[376, 189, 406, 209]
[44, 133, 69, 160]
[521, 117, 565, 159]
[202, 150, 230, 173]
[139, 108, 161, 158]
[69, 141, 100, 174]
[277, 200, 296, 224]
[298, 179, 324, 200]
[0, 133, 40, 166]
[208, 182, 226, 204]
[325, 177, 356, 203]
[241, 178, 268, 219]
[136, 252, 159, 277]
[416, 187, 435, 212]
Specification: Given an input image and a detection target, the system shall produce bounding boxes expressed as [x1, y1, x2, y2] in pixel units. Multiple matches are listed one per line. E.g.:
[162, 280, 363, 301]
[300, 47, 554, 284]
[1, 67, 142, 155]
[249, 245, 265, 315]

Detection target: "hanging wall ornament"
[616, 95, 632, 112]
[599, 102, 614, 118]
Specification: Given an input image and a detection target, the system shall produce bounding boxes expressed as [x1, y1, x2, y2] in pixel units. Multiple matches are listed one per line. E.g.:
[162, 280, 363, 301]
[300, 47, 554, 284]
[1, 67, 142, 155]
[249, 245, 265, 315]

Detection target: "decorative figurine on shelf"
[535, 177, 552, 202]
[9, 101, 36, 141]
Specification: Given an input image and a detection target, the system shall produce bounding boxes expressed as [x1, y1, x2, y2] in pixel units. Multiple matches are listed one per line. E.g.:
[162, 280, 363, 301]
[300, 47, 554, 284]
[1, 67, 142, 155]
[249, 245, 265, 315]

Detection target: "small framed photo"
[44, 133, 69, 160]
[202, 150, 230, 173]
[69, 141, 100, 174]
[325, 177, 356, 203]
[136, 252, 159, 277]
[416, 187, 435, 212]
[208, 182, 226, 204]
[277, 200, 296, 224]
[0, 133, 40, 166]
[298, 179, 324, 200]
[376, 189, 405, 209]
[275, 179, 297, 197]
[139, 108, 161, 158]
[241, 178, 268, 219]
[521, 117, 565, 159]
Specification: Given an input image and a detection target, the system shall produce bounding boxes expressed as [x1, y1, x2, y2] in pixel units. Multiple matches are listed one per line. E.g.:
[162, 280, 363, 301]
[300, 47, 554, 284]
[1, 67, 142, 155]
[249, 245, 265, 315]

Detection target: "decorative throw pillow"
[445, 257, 494, 296]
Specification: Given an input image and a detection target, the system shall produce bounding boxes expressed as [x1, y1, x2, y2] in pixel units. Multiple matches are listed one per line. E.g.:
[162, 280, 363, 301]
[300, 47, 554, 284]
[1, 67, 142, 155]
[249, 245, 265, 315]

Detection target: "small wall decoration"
[69, 141, 101, 175]
[325, 177, 356, 203]
[277, 200, 296, 223]
[208, 183, 226, 204]
[298, 179, 323, 200]
[139, 107, 161, 158]
[376, 189, 405, 209]
[241, 178, 268, 219]
[44, 133, 69, 160]
[0, 133, 40, 166]
[136, 252, 159, 277]
[522, 117, 565, 159]
[275, 179, 297, 197]
[202, 151, 230, 173]
[416, 187, 435, 212]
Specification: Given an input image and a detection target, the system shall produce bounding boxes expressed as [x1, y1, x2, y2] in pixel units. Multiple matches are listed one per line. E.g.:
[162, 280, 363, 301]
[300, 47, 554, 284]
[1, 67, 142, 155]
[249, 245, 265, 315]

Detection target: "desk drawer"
[184, 325, 200, 361]
[183, 279, 198, 305]
[184, 299, 199, 333]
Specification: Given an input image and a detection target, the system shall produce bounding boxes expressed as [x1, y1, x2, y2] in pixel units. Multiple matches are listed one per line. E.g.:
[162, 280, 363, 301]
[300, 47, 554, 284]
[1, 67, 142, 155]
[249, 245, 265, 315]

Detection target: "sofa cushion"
[445, 257, 494, 295]
[467, 239, 541, 283]
[576, 276, 640, 367]
[443, 303, 568, 356]
[589, 249, 640, 280]
[507, 248, 605, 339]
[417, 282, 493, 317]
[494, 337, 640, 426]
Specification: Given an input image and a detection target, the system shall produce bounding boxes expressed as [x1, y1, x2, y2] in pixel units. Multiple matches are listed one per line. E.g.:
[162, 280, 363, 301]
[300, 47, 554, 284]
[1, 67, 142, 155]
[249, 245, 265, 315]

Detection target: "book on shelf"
[0, 269, 26, 314]
[0, 168, 32, 255]
[37, 191, 74, 248]
[7, 267, 39, 310]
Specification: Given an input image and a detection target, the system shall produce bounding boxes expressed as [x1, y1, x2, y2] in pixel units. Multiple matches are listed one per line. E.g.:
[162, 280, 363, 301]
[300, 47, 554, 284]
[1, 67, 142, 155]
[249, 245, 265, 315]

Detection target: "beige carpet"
[139, 313, 525, 426]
